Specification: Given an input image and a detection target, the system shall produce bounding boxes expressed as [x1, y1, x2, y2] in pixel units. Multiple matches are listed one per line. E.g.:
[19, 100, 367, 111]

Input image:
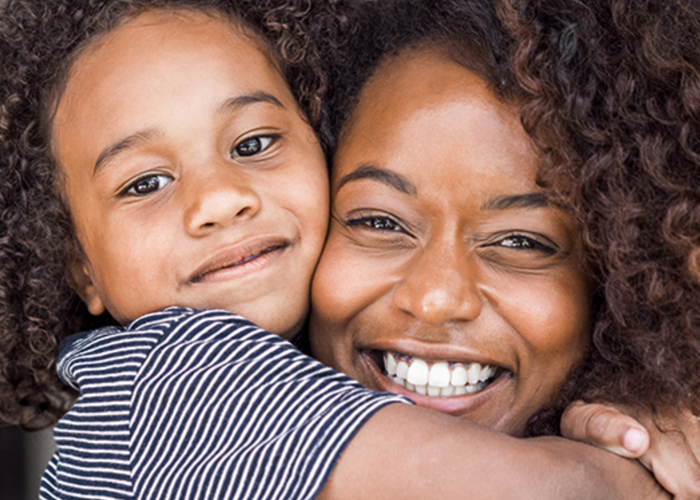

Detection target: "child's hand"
[561, 401, 700, 499]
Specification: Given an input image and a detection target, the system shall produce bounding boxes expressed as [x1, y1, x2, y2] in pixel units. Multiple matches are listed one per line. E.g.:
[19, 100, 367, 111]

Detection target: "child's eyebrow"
[217, 91, 285, 114]
[94, 129, 161, 175]
[92, 92, 285, 176]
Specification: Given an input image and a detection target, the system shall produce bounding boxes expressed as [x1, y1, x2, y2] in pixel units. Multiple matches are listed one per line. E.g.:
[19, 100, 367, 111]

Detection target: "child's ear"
[68, 250, 106, 317]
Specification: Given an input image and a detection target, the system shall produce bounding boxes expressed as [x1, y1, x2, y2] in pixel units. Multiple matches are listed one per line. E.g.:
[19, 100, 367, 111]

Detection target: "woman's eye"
[496, 234, 556, 255]
[231, 135, 276, 158]
[347, 216, 404, 232]
[123, 174, 173, 196]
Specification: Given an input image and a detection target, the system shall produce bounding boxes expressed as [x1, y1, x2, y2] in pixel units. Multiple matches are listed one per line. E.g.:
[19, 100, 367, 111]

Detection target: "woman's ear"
[67, 247, 106, 317]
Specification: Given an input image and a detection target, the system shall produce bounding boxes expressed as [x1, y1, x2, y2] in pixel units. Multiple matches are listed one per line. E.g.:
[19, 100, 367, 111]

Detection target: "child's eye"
[492, 234, 557, 255]
[122, 174, 173, 196]
[230, 135, 277, 158]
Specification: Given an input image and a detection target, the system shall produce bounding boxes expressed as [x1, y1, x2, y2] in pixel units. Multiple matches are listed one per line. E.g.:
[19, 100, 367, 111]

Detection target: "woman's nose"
[183, 165, 262, 236]
[392, 241, 482, 325]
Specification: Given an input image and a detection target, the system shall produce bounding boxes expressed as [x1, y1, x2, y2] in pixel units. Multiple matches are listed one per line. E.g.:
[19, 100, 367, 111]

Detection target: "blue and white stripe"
[40, 307, 409, 499]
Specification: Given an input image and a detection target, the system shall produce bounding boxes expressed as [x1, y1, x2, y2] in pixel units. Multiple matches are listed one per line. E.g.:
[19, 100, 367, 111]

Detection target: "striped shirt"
[40, 307, 409, 500]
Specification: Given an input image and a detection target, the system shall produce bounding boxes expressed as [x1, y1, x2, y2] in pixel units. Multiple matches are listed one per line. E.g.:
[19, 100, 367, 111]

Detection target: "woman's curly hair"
[501, 0, 700, 434]
[323, 0, 700, 434]
[0, 0, 350, 430]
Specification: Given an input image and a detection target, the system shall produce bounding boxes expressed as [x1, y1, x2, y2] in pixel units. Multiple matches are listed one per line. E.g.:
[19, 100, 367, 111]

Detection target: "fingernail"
[623, 427, 646, 453]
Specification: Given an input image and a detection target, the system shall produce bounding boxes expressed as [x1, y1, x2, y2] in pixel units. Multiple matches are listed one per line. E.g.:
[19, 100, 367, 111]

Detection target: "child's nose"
[183, 166, 261, 236]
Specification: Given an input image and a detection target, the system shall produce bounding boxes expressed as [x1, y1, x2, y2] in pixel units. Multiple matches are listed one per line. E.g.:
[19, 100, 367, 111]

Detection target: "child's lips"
[188, 236, 292, 284]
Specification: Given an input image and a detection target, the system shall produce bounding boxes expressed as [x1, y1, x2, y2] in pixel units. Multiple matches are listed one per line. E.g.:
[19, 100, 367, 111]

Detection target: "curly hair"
[322, 0, 700, 434]
[318, 0, 519, 152]
[0, 0, 350, 430]
[500, 0, 700, 434]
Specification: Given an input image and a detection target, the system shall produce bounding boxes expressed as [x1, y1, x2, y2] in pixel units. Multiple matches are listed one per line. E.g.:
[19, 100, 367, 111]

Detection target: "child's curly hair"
[0, 0, 349, 430]
[322, 0, 700, 433]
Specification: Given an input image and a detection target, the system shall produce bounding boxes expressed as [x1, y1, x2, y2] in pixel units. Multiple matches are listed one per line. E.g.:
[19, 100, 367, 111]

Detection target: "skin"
[53, 10, 329, 338]
[310, 46, 591, 436]
[46, 11, 670, 499]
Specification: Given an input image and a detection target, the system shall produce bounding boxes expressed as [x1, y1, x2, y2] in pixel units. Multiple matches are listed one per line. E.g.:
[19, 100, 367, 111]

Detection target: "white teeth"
[383, 352, 499, 398]
[428, 386, 441, 396]
[407, 359, 429, 386]
[428, 362, 450, 388]
[440, 385, 454, 397]
[467, 363, 481, 385]
[480, 365, 496, 382]
[396, 360, 409, 379]
[385, 352, 398, 376]
[451, 365, 468, 386]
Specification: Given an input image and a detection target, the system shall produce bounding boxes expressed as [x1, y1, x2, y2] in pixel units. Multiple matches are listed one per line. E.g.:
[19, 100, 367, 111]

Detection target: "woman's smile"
[359, 347, 513, 414]
[310, 45, 592, 436]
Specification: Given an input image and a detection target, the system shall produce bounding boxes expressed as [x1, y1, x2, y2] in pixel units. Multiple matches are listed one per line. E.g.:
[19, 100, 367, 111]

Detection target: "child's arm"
[319, 403, 671, 500]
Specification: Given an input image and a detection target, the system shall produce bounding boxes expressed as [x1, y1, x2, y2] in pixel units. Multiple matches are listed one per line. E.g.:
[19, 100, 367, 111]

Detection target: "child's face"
[309, 47, 591, 436]
[53, 10, 329, 338]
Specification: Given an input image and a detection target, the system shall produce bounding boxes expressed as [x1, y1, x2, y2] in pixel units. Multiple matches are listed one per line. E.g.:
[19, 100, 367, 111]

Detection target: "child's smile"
[52, 10, 329, 338]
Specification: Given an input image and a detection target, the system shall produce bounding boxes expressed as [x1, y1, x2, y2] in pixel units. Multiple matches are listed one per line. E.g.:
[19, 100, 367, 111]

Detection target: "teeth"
[480, 365, 495, 382]
[385, 352, 397, 377]
[451, 365, 468, 386]
[428, 362, 450, 388]
[407, 359, 429, 386]
[467, 363, 481, 385]
[383, 352, 500, 398]
[396, 360, 409, 379]
[440, 385, 454, 397]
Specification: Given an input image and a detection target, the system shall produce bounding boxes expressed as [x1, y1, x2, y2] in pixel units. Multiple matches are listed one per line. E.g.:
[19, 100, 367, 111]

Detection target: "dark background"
[1, 0, 58, 496]
[0, 425, 54, 500]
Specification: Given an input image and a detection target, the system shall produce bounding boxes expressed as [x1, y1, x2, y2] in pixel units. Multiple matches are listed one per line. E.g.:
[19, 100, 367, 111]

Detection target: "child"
[0, 0, 677, 498]
[1, 1, 408, 498]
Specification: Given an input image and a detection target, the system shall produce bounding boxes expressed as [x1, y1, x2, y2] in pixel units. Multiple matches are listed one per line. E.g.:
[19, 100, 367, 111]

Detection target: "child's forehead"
[52, 7, 298, 174]
[56, 8, 290, 120]
[78, 9, 274, 69]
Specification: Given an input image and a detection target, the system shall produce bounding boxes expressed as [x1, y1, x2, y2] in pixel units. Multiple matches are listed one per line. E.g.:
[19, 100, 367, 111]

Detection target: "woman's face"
[310, 47, 591, 436]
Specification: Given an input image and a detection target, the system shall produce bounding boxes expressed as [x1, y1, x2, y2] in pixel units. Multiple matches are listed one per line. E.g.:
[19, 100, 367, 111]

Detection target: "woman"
[310, 0, 700, 495]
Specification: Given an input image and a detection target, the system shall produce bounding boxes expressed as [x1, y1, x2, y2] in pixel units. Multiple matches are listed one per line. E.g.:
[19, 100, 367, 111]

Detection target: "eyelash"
[230, 134, 279, 158]
[346, 215, 557, 253]
[490, 233, 557, 255]
[345, 214, 408, 233]
[121, 173, 173, 197]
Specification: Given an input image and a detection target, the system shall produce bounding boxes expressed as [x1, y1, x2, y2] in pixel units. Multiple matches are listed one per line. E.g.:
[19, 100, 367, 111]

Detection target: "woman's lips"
[383, 351, 500, 396]
[188, 237, 291, 284]
[361, 349, 512, 415]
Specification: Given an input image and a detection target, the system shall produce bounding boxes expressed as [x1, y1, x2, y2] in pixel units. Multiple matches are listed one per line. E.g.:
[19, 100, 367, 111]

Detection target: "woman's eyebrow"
[481, 192, 548, 210]
[336, 164, 417, 195]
